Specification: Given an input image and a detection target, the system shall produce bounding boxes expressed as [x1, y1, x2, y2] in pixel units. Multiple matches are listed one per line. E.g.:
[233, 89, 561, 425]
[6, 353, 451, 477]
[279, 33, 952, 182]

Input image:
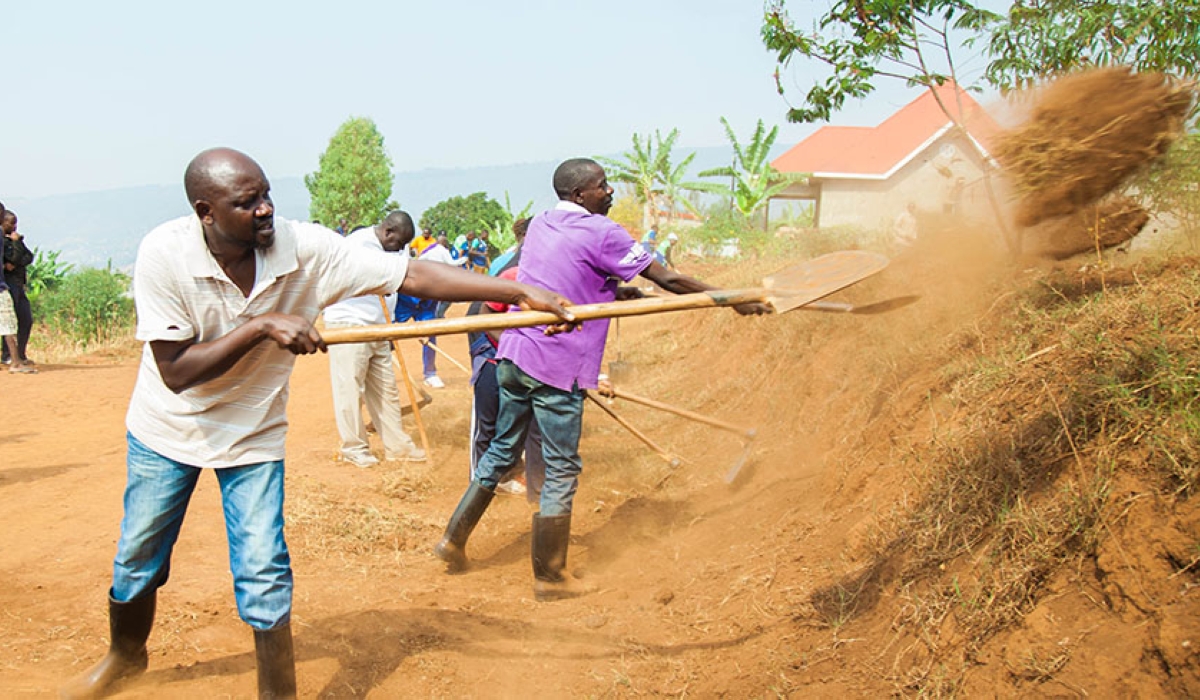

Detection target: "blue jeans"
[395, 296, 439, 378]
[422, 338, 438, 379]
[471, 357, 546, 503]
[474, 360, 584, 516]
[112, 433, 293, 630]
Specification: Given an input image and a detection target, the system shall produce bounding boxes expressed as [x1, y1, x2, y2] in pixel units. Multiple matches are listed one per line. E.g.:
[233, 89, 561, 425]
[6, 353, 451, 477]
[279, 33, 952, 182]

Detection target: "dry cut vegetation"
[815, 257, 1200, 695]
[996, 67, 1194, 229]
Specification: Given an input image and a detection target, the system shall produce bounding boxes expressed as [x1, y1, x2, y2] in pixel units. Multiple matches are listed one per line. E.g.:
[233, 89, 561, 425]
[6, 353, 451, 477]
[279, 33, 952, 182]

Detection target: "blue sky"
[2, 1, 999, 198]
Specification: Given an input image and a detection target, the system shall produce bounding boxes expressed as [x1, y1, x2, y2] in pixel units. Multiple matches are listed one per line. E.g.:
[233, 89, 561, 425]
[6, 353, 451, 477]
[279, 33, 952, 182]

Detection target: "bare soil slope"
[2, 232, 1197, 698]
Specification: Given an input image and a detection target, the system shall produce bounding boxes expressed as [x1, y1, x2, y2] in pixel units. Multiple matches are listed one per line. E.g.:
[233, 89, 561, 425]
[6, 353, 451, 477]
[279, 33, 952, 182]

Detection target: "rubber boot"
[254, 625, 297, 700]
[433, 481, 495, 572]
[531, 513, 596, 601]
[59, 591, 156, 699]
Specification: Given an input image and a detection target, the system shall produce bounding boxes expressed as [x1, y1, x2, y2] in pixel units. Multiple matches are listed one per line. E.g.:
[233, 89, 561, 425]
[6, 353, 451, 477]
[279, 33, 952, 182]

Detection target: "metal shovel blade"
[764, 251, 890, 313]
[802, 295, 921, 315]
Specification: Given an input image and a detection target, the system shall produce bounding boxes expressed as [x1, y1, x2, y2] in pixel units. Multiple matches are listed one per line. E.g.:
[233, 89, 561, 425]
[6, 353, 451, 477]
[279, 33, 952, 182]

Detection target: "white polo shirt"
[321, 226, 401, 326]
[125, 216, 408, 468]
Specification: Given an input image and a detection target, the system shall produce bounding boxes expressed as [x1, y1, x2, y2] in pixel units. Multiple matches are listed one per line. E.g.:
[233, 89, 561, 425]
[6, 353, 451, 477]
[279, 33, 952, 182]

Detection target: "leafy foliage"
[419, 192, 507, 242]
[479, 192, 533, 253]
[985, 1, 1200, 91]
[762, 0, 998, 124]
[305, 117, 398, 231]
[692, 117, 807, 221]
[25, 247, 73, 303]
[36, 264, 134, 348]
[763, 0, 1200, 123]
[688, 206, 758, 247]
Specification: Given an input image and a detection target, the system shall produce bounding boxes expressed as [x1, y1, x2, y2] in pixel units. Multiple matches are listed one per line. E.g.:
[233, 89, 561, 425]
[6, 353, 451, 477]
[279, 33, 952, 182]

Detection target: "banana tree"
[480, 191, 533, 252]
[691, 117, 808, 226]
[659, 149, 700, 220]
[25, 247, 74, 303]
[598, 128, 693, 230]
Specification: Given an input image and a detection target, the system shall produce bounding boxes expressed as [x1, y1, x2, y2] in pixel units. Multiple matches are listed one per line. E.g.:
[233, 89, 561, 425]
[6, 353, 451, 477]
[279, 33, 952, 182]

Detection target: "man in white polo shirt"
[60, 148, 574, 700]
[324, 211, 426, 467]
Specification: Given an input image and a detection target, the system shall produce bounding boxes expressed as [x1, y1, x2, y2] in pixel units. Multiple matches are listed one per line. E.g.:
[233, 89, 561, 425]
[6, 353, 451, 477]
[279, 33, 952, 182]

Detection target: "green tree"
[305, 117, 398, 231]
[597, 128, 697, 230]
[762, 1, 998, 125]
[762, 0, 1198, 123]
[25, 248, 74, 304]
[37, 264, 134, 348]
[692, 117, 807, 225]
[659, 145, 702, 221]
[419, 192, 507, 242]
[480, 192, 534, 254]
[986, 1, 1200, 91]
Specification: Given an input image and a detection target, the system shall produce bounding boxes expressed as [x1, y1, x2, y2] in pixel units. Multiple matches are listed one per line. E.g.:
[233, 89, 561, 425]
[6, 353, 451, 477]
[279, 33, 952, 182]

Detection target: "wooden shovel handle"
[377, 297, 433, 464]
[322, 289, 771, 345]
[609, 389, 756, 439]
[586, 394, 682, 467]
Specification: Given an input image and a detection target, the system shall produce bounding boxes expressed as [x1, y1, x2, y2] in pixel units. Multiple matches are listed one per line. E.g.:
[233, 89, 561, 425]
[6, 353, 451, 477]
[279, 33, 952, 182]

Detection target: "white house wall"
[777, 130, 992, 233]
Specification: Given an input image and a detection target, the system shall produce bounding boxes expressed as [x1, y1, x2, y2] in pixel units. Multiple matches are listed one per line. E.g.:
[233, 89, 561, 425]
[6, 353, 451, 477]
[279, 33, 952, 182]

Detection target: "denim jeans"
[471, 357, 546, 503]
[474, 360, 584, 516]
[112, 433, 293, 630]
[422, 338, 438, 379]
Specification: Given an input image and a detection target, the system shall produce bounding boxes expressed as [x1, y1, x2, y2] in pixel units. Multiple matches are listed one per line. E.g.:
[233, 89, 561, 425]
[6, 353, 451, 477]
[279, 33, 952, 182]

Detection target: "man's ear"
[193, 201, 214, 224]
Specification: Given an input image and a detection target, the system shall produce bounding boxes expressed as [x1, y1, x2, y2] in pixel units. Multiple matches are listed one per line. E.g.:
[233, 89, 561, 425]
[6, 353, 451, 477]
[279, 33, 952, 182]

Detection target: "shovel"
[321, 251, 892, 346]
[604, 388, 757, 483]
[608, 318, 633, 382]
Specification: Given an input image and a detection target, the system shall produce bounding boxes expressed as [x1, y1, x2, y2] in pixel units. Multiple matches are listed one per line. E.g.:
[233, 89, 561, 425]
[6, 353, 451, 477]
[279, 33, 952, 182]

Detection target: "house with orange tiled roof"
[771, 82, 1002, 232]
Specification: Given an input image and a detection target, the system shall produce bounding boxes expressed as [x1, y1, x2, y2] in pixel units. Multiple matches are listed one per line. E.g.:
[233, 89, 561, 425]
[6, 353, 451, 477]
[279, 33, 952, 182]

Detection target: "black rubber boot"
[531, 513, 596, 601]
[58, 591, 156, 699]
[254, 625, 297, 700]
[433, 481, 495, 572]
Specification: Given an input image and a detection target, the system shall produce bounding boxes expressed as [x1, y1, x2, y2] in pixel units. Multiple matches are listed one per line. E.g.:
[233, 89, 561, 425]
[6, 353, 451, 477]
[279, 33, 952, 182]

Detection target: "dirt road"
[1, 315, 833, 698]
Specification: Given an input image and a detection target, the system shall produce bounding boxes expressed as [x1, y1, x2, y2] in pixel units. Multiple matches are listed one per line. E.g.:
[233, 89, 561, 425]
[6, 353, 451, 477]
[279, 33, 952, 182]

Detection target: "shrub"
[25, 247, 73, 304]
[36, 265, 134, 348]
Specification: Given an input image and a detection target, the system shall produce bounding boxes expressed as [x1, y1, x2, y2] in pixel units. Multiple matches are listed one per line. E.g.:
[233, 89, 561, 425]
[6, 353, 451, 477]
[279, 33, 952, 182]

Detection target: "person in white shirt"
[60, 148, 575, 700]
[323, 212, 427, 467]
[412, 233, 468, 388]
[893, 202, 919, 249]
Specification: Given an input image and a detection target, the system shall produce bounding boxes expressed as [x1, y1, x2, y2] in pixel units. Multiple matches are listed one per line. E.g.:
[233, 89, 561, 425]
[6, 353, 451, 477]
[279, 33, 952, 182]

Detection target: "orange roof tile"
[772, 82, 1002, 179]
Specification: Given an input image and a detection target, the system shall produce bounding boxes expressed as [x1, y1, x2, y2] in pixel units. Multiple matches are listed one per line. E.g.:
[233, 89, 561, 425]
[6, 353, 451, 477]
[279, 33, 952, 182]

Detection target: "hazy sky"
[2, 1, 998, 198]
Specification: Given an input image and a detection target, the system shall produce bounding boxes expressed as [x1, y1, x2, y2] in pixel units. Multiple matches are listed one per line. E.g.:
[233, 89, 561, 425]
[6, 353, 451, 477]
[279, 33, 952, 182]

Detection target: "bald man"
[61, 148, 574, 700]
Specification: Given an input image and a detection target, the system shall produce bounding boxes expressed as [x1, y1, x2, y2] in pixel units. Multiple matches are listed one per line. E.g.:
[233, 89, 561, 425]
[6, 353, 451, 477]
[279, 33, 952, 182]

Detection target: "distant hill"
[4, 145, 783, 269]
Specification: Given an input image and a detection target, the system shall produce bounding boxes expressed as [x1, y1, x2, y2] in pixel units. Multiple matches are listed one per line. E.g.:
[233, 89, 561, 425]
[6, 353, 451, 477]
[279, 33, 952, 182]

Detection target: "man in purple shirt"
[434, 157, 767, 600]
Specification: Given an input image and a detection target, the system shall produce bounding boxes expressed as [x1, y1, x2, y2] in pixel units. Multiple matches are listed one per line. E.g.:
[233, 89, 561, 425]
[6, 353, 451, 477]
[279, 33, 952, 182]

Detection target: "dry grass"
[24, 324, 140, 364]
[378, 464, 438, 504]
[811, 255, 1200, 694]
[288, 479, 439, 564]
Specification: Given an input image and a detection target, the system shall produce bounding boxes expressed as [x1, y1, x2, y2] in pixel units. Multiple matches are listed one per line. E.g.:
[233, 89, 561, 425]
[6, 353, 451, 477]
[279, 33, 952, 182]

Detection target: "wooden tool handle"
[377, 296, 433, 464]
[586, 394, 682, 467]
[610, 389, 756, 439]
[322, 289, 771, 345]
